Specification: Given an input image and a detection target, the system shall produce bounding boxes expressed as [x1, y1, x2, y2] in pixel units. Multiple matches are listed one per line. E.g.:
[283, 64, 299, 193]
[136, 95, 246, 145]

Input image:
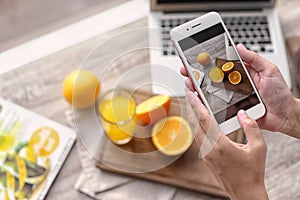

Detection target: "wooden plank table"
[0, 0, 300, 199]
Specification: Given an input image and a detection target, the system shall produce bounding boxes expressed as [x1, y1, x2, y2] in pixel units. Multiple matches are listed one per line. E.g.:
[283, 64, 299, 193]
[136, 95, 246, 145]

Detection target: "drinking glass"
[98, 89, 136, 145]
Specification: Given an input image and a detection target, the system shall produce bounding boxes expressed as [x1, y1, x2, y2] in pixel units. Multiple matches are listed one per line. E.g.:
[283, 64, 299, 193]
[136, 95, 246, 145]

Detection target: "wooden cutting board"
[96, 90, 244, 197]
[213, 58, 253, 95]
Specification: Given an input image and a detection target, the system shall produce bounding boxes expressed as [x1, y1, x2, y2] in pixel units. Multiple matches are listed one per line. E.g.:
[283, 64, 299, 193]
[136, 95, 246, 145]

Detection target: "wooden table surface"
[0, 0, 127, 51]
[0, 0, 300, 199]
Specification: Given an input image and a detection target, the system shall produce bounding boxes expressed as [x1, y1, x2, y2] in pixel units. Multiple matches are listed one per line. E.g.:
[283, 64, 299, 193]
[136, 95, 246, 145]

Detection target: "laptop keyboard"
[161, 15, 273, 56]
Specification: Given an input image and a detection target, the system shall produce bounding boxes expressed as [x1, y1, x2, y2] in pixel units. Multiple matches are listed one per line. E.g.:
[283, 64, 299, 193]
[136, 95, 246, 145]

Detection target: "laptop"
[148, 0, 291, 97]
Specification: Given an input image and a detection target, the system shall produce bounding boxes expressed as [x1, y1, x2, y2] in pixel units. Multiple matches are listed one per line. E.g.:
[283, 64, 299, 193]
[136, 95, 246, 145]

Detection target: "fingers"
[185, 78, 195, 91]
[185, 90, 214, 157]
[185, 90, 211, 134]
[237, 110, 265, 147]
[186, 94, 205, 144]
[185, 90, 229, 159]
[236, 44, 273, 73]
[181, 66, 195, 91]
[180, 67, 188, 77]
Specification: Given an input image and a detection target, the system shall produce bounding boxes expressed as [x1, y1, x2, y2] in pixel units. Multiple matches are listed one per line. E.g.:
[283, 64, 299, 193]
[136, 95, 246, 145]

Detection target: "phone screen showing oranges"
[221, 62, 234, 73]
[197, 52, 211, 66]
[228, 71, 242, 85]
[209, 66, 224, 83]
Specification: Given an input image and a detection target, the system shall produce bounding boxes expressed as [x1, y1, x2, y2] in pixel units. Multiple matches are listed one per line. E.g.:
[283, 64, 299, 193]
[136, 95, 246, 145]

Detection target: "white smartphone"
[170, 11, 265, 135]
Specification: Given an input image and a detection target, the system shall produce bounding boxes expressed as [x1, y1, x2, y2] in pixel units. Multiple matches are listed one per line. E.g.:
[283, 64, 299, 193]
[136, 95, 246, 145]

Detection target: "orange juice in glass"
[99, 89, 136, 145]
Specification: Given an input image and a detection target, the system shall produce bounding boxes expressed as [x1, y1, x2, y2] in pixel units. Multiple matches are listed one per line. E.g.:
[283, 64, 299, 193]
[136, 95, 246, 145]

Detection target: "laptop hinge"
[163, 8, 263, 14]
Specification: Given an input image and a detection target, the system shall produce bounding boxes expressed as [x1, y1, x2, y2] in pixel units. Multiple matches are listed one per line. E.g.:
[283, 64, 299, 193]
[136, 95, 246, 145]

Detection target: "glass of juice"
[98, 89, 136, 145]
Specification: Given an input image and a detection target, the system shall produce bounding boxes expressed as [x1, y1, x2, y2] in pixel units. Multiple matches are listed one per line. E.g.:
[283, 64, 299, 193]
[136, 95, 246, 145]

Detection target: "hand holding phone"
[171, 12, 265, 134]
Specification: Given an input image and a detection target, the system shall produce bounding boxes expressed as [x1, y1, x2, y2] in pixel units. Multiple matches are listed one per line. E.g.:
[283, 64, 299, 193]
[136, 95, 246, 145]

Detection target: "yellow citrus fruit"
[192, 70, 201, 81]
[228, 71, 242, 85]
[221, 62, 234, 73]
[136, 95, 170, 125]
[197, 52, 211, 66]
[63, 69, 100, 109]
[151, 116, 193, 156]
[209, 66, 224, 83]
[28, 127, 60, 157]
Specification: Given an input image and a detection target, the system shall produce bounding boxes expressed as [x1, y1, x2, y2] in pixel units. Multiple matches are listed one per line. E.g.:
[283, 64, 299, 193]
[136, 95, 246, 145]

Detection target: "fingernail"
[238, 109, 247, 119]
[237, 43, 247, 51]
[237, 43, 245, 48]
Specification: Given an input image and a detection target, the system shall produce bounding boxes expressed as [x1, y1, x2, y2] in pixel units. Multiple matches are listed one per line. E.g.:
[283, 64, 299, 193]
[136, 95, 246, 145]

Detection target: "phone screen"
[179, 22, 260, 123]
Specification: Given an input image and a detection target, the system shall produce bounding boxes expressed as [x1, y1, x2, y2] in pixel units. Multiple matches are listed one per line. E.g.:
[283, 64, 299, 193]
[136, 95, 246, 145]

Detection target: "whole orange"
[63, 69, 100, 109]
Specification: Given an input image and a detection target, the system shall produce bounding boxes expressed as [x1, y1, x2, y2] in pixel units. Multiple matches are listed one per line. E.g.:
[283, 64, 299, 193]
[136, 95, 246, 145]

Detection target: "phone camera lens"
[186, 28, 189, 31]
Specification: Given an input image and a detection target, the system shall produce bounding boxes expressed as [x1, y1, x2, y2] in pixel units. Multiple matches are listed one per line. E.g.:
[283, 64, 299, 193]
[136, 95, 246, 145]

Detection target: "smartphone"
[170, 12, 265, 134]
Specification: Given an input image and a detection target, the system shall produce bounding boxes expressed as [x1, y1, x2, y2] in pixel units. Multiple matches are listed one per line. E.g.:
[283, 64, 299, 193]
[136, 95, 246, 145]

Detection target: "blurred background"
[1, 1, 300, 199]
[0, 0, 127, 51]
[1, 0, 300, 94]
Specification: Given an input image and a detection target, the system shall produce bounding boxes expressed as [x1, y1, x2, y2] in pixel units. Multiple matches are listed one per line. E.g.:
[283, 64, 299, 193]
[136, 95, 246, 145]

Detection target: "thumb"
[236, 44, 272, 73]
[237, 110, 264, 146]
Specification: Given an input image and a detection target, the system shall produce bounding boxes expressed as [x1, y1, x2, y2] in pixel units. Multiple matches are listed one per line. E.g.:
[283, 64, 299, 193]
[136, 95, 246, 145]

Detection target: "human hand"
[185, 88, 268, 200]
[237, 44, 300, 138]
[181, 44, 300, 138]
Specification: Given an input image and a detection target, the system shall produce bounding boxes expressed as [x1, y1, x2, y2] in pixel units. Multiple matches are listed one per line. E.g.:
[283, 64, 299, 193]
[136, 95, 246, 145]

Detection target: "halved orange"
[136, 95, 171, 125]
[192, 70, 201, 81]
[209, 66, 224, 83]
[151, 116, 193, 156]
[228, 71, 242, 85]
[221, 62, 234, 73]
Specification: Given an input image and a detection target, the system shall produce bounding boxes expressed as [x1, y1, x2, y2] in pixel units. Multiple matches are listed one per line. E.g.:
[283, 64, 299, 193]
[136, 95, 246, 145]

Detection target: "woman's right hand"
[236, 44, 300, 138]
[181, 44, 300, 138]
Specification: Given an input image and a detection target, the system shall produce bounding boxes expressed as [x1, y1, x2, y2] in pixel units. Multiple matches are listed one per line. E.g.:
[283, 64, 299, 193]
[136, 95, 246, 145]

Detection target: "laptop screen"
[151, 0, 274, 11]
[158, 0, 270, 2]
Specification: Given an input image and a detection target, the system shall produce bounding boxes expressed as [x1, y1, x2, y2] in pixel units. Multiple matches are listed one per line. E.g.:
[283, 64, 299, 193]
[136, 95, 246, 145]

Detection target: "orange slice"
[228, 71, 242, 85]
[221, 62, 234, 73]
[209, 66, 224, 83]
[136, 95, 171, 125]
[151, 116, 193, 156]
